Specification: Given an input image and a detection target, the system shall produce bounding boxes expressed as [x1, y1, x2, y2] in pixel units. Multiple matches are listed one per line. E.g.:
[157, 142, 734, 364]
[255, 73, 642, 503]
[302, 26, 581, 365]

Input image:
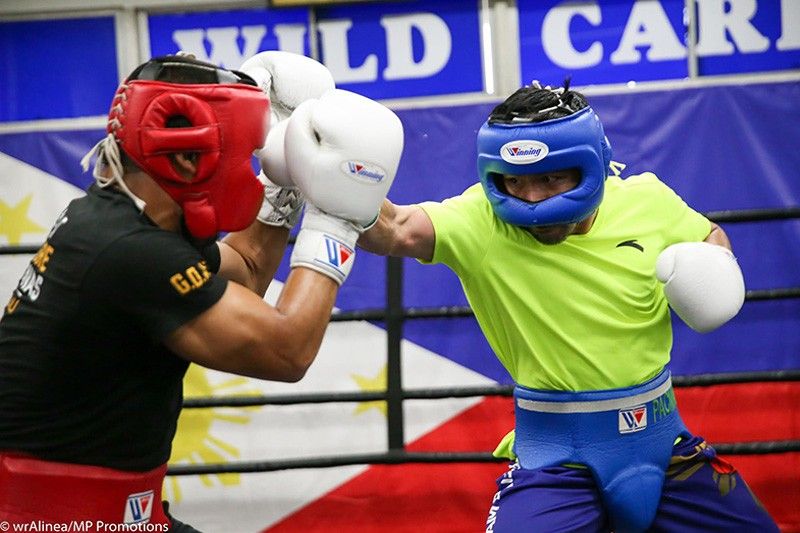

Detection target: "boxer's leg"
[651, 436, 778, 532]
[486, 462, 609, 533]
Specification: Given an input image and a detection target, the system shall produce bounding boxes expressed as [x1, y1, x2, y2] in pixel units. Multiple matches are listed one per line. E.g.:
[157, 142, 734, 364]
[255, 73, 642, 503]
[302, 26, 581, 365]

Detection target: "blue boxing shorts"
[485, 369, 778, 532]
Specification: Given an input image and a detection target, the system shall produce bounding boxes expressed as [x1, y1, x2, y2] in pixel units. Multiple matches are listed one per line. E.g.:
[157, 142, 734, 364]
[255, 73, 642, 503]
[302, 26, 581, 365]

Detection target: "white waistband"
[516, 377, 673, 414]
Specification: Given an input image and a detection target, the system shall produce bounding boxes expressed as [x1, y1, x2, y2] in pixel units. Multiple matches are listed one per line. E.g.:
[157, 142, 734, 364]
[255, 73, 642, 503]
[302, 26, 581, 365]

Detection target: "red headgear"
[107, 57, 270, 238]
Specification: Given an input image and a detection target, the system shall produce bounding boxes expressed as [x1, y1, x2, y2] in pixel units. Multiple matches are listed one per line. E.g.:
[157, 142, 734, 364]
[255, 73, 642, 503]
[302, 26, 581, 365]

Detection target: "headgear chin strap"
[477, 107, 612, 227]
[82, 57, 270, 238]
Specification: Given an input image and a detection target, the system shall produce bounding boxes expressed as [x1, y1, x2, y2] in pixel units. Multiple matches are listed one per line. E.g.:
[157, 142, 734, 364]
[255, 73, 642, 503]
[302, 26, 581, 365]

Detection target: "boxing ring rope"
[704, 206, 800, 223]
[167, 443, 800, 477]
[180, 369, 800, 410]
[2, 206, 799, 476]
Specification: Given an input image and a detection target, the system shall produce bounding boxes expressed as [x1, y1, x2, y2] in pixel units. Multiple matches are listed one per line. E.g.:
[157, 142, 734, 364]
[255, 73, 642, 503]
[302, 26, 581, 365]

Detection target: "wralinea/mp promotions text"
[0, 521, 168, 533]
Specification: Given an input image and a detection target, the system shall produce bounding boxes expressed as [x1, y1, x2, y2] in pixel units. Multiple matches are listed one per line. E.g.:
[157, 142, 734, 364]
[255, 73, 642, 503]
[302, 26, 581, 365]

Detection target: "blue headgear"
[477, 106, 612, 227]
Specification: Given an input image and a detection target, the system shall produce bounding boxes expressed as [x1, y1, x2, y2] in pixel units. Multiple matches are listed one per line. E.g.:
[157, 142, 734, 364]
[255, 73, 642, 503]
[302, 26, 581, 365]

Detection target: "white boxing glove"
[240, 51, 335, 125]
[242, 51, 334, 183]
[656, 242, 745, 333]
[259, 118, 292, 187]
[241, 51, 334, 227]
[286, 89, 404, 284]
[285, 89, 404, 226]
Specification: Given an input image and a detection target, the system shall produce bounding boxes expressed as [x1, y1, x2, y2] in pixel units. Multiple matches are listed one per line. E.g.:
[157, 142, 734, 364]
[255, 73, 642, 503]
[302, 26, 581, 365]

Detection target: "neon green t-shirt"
[420, 173, 711, 392]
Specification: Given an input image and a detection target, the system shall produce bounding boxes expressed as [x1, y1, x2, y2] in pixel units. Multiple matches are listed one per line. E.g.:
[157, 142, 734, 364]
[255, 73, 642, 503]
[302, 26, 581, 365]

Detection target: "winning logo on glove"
[341, 160, 387, 184]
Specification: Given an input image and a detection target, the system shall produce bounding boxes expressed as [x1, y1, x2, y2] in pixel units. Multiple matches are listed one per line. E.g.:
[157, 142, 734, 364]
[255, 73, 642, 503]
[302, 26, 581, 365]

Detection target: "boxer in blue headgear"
[358, 81, 776, 532]
[477, 83, 611, 229]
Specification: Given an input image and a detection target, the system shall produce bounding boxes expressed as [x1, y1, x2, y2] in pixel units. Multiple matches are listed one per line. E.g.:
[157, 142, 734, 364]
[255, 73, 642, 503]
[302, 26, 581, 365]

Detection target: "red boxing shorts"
[0, 453, 170, 529]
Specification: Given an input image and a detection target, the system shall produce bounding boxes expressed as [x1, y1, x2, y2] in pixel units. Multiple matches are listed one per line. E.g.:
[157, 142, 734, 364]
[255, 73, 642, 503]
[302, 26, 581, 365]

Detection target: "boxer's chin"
[528, 224, 575, 245]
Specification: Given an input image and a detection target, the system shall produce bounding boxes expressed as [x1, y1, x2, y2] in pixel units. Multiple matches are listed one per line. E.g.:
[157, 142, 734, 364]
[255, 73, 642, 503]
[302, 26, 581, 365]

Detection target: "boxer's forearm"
[357, 200, 400, 256]
[218, 222, 290, 294]
[358, 200, 435, 261]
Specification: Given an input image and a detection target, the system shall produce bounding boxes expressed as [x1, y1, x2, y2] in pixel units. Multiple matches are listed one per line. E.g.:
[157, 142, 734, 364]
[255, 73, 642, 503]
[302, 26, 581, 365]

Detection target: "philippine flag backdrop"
[1, 80, 799, 532]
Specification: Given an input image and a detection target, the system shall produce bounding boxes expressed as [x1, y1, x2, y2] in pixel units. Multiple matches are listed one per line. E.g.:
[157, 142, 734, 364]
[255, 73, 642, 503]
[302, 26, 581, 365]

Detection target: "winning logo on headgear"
[500, 140, 549, 164]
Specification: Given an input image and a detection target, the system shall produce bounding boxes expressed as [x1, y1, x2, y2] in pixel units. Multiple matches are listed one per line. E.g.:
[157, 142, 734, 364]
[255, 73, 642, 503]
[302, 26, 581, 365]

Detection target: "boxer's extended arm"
[165, 268, 337, 382]
[358, 199, 436, 262]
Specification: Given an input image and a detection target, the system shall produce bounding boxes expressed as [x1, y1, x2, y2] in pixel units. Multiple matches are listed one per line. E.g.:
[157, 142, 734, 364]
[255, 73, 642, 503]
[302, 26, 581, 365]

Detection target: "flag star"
[351, 365, 387, 417]
[167, 366, 258, 502]
[0, 195, 45, 245]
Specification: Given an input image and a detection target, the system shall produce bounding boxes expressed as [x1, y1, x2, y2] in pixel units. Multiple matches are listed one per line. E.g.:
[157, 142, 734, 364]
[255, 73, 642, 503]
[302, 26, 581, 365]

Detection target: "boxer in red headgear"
[90, 54, 269, 238]
[0, 53, 404, 531]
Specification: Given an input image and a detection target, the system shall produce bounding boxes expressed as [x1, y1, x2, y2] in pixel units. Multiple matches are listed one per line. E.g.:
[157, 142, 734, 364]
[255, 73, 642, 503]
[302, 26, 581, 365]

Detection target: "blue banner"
[518, 0, 687, 86]
[518, 0, 800, 86]
[315, 0, 483, 99]
[148, 7, 312, 68]
[696, 0, 800, 75]
[146, 2, 482, 99]
[0, 17, 118, 122]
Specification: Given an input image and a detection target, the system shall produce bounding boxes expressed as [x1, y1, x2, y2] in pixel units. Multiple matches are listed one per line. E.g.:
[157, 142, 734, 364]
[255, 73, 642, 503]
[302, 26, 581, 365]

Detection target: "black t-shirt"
[0, 185, 226, 471]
